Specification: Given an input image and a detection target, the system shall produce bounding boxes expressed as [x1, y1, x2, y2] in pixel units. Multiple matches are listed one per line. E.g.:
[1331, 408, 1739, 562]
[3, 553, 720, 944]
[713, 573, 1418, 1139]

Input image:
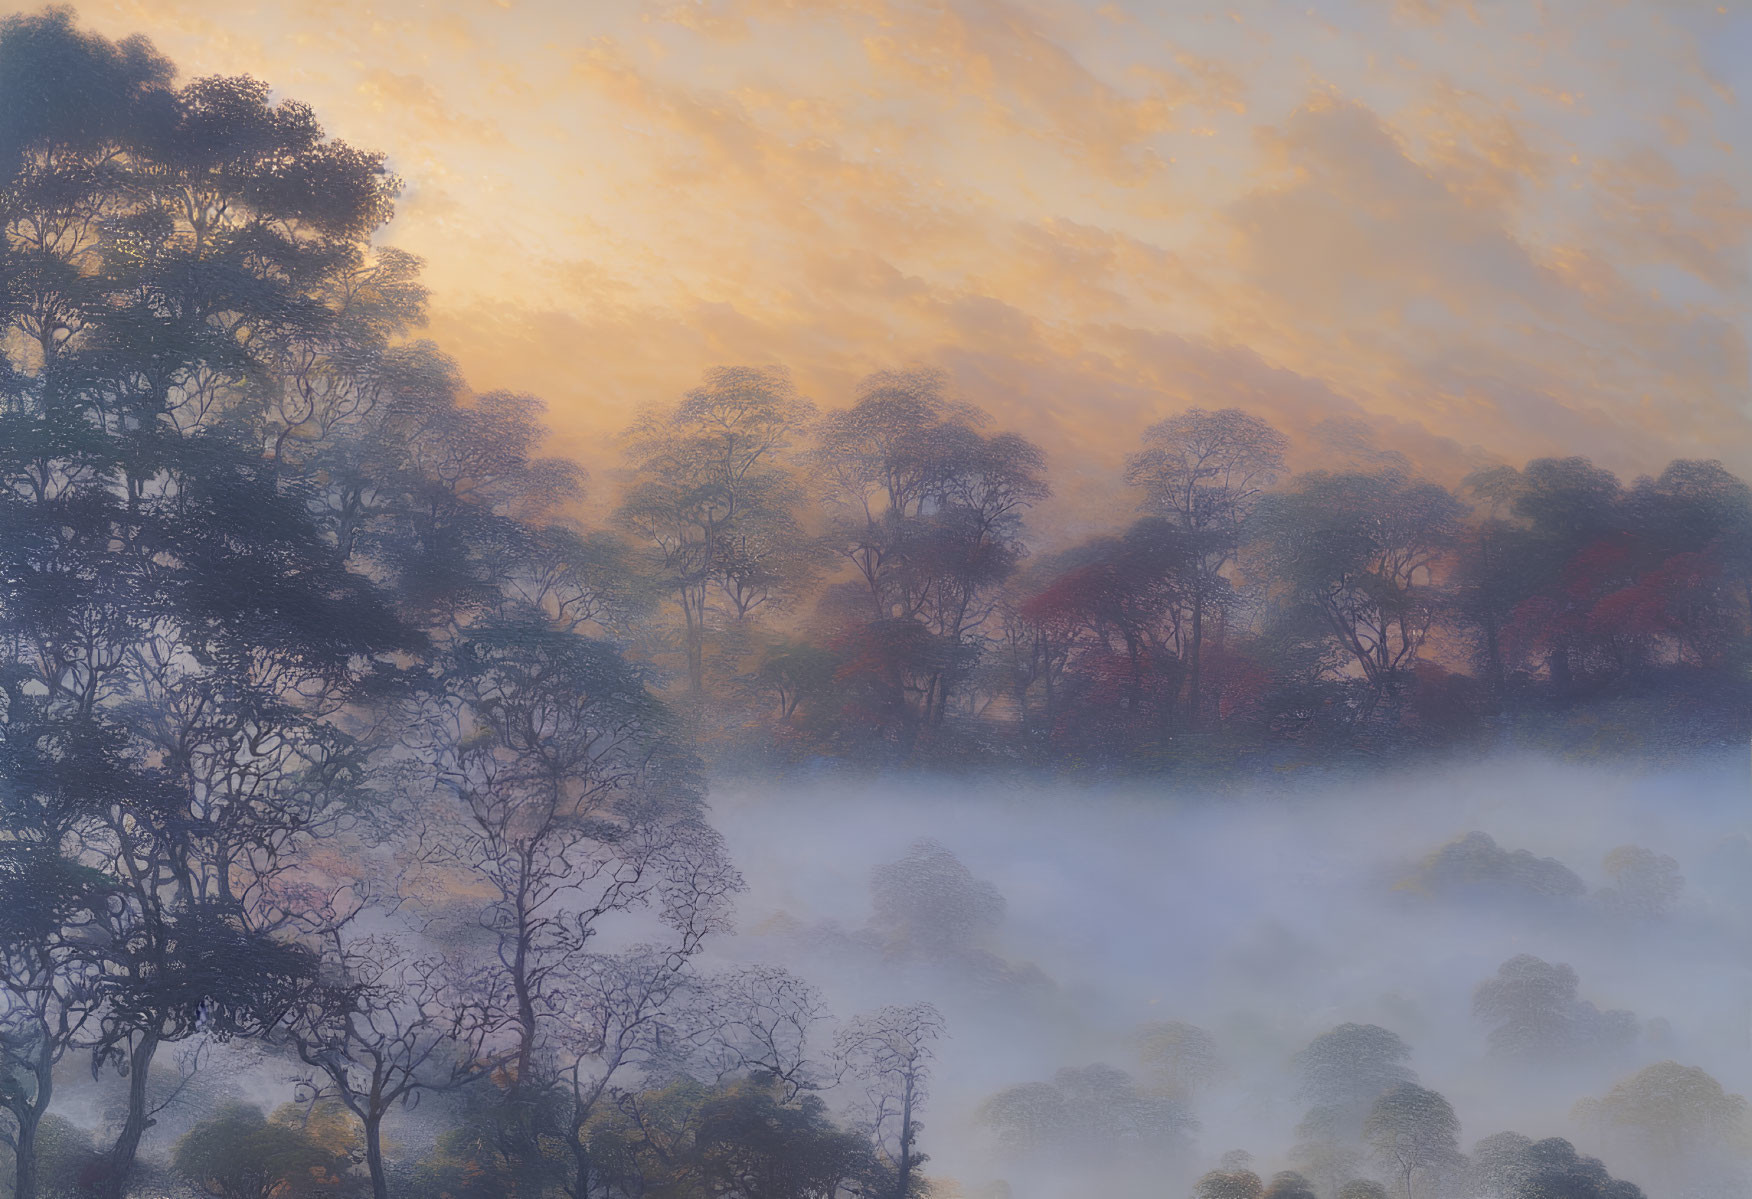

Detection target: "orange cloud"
[51, 0, 1752, 530]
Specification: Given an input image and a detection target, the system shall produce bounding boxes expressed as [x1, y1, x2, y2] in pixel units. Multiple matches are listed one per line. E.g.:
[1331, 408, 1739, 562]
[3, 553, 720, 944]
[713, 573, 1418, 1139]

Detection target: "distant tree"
[756, 641, 839, 724]
[1363, 1083, 1464, 1199]
[1453, 469, 1542, 699]
[1472, 955, 1637, 1062]
[1492, 458, 1633, 688]
[1125, 408, 1288, 726]
[835, 1003, 945, 1199]
[1290, 1135, 1365, 1199]
[1133, 1021, 1222, 1099]
[814, 369, 1047, 735]
[1336, 1182, 1388, 1199]
[1261, 1170, 1319, 1199]
[1407, 832, 1586, 902]
[1627, 459, 1752, 626]
[1467, 1132, 1644, 1199]
[869, 840, 1005, 961]
[617, 365, 817, 692]
[1194, 1167, 1265, 1199]
[1584, 1061, 1749, 1168]
[1597, 846, 1683, 918]
[978, 1063, 1195, 1165]
[1020, 519, 1200, 731]
[1466, 1132, 1537, 1198]
[1294, 1024, 1417, 1136]
[1252, 471, 1467, 721]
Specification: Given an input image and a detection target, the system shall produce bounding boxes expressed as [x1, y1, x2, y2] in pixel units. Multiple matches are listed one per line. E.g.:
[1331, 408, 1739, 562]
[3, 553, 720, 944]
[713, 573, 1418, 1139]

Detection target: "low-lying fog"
[701, 752, 1752, 1198]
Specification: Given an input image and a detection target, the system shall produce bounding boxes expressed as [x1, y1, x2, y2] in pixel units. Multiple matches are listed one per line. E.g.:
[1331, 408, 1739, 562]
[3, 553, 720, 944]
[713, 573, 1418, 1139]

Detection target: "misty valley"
[13, 756, 1752, 1199]
[5, 5, 1752, 1199]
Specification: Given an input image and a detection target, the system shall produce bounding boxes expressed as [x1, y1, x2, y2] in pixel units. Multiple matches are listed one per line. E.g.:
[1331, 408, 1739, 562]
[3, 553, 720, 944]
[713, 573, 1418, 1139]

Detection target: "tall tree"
[1253, 472, 1467, 720]
[284, 920, 501, 1199]
[835, 1002, 945, 1199]
[1124, 408, 1288, 726]
[815, 370, 1047, 735]
[617, 365, 816, 693]
[0, 18, 417, 1192]
[1363, 1083, 1464, 1199]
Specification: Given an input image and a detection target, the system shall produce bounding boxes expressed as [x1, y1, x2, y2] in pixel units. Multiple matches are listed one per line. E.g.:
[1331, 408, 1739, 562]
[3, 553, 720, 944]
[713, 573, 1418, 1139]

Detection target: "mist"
[696, 752, 1752, 1197]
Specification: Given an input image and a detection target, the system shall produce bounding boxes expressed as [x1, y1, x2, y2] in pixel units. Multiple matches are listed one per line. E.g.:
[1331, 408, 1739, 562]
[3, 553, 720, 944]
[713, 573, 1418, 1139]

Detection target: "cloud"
[59, 0, 1752, 520]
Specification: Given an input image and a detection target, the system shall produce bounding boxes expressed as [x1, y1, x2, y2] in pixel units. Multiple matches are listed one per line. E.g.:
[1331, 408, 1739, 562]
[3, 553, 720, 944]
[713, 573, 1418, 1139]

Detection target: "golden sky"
[57, 0, 1752, 527]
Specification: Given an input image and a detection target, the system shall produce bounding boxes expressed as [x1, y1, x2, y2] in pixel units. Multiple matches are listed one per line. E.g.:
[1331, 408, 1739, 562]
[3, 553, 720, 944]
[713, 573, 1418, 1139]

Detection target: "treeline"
[608, 374, 1752, 769]
[0, 10, 940, 1199]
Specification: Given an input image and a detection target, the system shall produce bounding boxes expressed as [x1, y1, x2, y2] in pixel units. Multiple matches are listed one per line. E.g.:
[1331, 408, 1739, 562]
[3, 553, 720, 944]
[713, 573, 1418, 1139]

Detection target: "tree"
[978, 1063, 1195, 1165]
[693, 1076, 880, 1199]
[1294, 1024, 1416, 1139]
[284, 928, 499, 1199]
[0, 17, 420, 1196]
[406, 619, 736, 1090]
[0, 824, 108, 1199]
[1336, 1182, 1388, 1199]
[686, 965, 833, 1102]
[1472, 955, 1637, 1062]
[1020, 520, 1200, 732]
[814, 370, 1047, 735]
[1194, 1168, 1265, 1199]
[617, 365, 817, 693]
[173, 1102, 357, 1199]
[1408, 832, 1586, 902]
[1596, 846, 1683, 918]
[1253, 471, 1468, 722]
[545, 945, 767, 1197]
[1584, 1061, 1749, 1168]
[1125, 408, 1288, 726]
[835, 1003, 945, 1199]
[1453, 469, 1543, 700]
[1363, 1083, 1464, 1199]
[1466, 1133, 1644, 1199]
[1261, 1171, 1318, 1199]
[575, 1074, 880, 1199]
[869, 839, 1005, 962]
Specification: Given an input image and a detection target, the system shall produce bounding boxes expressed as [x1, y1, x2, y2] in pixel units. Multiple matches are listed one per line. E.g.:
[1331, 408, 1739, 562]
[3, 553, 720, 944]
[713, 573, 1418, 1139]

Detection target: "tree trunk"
[1549, 645, 1572, 692]
[96, 1031, 159, 1199]
[571, 1131, 592, 1199]
[365, 1111, 390, 1199]
[13, 1100, 42, 1199]
[683, 588, 706, 694]
[513, 933, 537, 1089]
[1481, 613, 1504, 705]
[894, 1078, 916, 1199]
[1187, 582, 1205, 730]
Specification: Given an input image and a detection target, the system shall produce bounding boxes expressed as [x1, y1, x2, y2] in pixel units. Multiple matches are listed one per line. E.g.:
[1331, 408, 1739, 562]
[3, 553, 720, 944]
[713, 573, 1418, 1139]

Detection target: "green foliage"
[173, 1102, 359, 1199]
[578, 1075, 884, 1199]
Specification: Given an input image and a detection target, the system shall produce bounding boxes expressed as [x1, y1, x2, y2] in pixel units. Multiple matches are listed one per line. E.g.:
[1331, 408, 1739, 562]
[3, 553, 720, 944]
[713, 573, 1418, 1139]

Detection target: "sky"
[54, 0, 1752, 523]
